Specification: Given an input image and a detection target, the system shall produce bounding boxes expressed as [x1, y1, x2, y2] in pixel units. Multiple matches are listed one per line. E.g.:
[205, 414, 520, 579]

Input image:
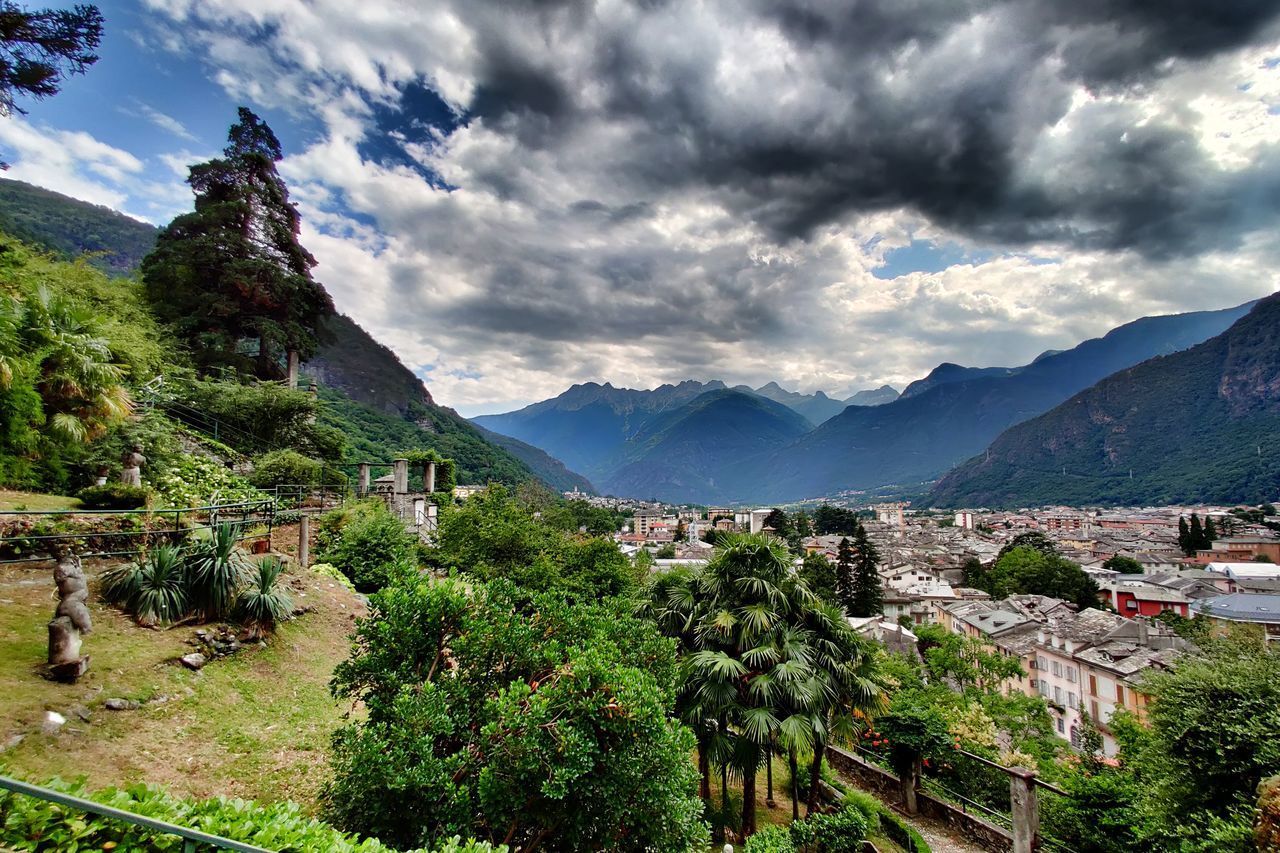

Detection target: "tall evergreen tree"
[0, 2, 102, 116]
[835, 536, 855, 614]
[1178, 516, 1192, 556]
[1189, 514, 1205, 555]
[849, 521, 883, 617]
[142, 107, 334, 379]
[1203, 515, 1217, 547]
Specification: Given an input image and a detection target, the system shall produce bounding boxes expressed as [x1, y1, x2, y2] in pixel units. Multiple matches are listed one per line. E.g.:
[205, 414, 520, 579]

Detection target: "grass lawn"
[0, 536, 364, 810]
[0, 490, 81, 511]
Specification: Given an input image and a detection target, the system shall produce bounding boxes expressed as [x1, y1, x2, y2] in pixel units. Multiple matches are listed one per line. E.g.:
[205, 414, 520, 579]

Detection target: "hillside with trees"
[0, 178, 155, 274]
[931, 293, 1280, 508]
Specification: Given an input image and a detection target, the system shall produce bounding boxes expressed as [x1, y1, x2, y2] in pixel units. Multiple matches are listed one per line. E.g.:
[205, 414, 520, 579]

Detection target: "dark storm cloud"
[440, 0, 1280, 257]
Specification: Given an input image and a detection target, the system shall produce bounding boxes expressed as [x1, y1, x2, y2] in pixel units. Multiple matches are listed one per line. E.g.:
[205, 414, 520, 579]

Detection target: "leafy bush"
[102, 545, 187, 626]
[744, 824, 796, 852]
[76, 483, 150, 509]
[236, 556, 295, 638]
[249, 448, 325, 489]
[312, 562, 357, 593]
[315, 500, 415, 592]
[185, 524, 251, 620]
[0, 775, 503, 852]
[150, 454, 267, 508]
[799, 806, 870, 852]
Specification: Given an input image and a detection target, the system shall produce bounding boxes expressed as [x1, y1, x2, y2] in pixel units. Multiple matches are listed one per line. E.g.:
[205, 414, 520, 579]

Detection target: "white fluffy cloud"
[123, 1, 1280, 414]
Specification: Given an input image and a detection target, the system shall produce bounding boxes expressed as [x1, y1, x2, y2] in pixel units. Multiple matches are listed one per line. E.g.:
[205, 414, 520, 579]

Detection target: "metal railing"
[0, 500, 276, 565]
[0, 775, 272, 852]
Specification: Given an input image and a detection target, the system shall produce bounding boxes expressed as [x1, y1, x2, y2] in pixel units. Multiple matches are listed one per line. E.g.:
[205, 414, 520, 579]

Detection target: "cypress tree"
[1203, 515, 1217, 547]
[835, 536, 855, 614]
[849, 522, 883, 618]
[1189, 514, 1205, 555]
[1178, 517, 1192, 556]
[142, 107, 334, 378]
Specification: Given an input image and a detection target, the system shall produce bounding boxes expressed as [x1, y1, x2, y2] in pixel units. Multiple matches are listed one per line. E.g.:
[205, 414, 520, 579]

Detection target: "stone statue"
[120, 444, 145, 487]
[48, 552, 91, 681]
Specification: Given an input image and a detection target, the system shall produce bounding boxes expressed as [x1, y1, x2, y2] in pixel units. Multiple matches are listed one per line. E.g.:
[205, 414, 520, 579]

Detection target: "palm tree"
[21, 287, 131, 442]
[643, 534, 888, 840]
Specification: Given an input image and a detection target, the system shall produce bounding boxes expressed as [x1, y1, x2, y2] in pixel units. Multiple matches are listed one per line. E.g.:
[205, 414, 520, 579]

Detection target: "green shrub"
[235, 556, 295, 638]
[789, 803, 869, 853]
[250, 448, 325, 489]
[0, 776, 503, 852]
[76, 483, 150, 509]
[150, 454, 267, 508]
[102, 545, 187, 626]
[185, 523, 251, 620]
[315, 501, 415, 592]
[312, 561, 357, 593]
[744, 824, 797, 853]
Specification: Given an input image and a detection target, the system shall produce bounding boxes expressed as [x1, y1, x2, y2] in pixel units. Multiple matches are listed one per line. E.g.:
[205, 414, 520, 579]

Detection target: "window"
[1036, 656, 1047, 670]
[1054, 686, 1062, 705]
[1052, 660, 1062, 677]
[1068, 692, 1076, 709]
[1089, 674, 1098, 696]
[1066, 667, 1077, 683]
[1116, 685, 1125, 706]
[1057, 718, 1065, 734]
[1090, 701, 1100, 721]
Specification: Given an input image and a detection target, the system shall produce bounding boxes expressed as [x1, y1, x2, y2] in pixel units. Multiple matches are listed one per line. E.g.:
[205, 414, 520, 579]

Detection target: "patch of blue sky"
[872, 239, 993, 280]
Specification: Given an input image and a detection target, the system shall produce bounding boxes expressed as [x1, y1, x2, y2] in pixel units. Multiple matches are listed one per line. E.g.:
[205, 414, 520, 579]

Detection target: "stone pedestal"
[358, 463, 371, 496]
[393, 458, 409, 494]
[424, 461, 436, 493]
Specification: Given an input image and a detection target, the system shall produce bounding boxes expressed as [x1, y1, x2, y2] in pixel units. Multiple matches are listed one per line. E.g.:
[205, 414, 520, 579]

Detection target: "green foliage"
[798, 551, 838, 606]
[101, 544, 187, 626]
[812, 504, 860, 535]
[0, 3, 102, 116]
[76, 482, 149, 509]
[0, 178, 156, 274]
[185, 523, 252, 620]
[0, 775, 502, 852]
[539, 498, 628, 536]
[788, 804, 869, 852]
[314, 500, 416, 593]
[1102, 554, 1143, 574]
[236, 555, 295, 637]
[878, 692, 952, 777]
[175, 379, 341, 459]
[249, 448, 327, 489]
[914, 623, 1025, 691]
[324, 576, 707, 851]
[743, 824, 796, 853]
[654, 542, 676, 559]
[428, 484, 640, 602]
[982, 546, 1099, 610]
[142, 109, 333, 379]
[149, 453, 265, 509]
[848, 522, 882, 618]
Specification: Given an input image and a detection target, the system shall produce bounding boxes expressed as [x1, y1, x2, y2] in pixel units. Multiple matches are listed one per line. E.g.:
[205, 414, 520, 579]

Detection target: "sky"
[3, 1, 1280, 417]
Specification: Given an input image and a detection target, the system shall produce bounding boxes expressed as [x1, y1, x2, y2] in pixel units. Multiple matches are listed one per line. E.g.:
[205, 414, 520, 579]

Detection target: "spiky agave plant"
[185, 523, 251, 621]
[100, 559, 144, 608]
[235, 556, 294, 639]
[126, 546, 187, 626]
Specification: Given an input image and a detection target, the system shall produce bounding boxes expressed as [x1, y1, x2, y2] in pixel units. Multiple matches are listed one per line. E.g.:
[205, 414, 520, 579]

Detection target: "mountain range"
[478, 302, 1256, 503]
[930, 294, 1280, 508]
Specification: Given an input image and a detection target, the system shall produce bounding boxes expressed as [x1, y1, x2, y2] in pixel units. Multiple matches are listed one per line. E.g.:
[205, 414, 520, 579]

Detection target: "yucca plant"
[235, 556, 294, 639]
[107, 546, 187, 626]
[185, 523, 251, 620]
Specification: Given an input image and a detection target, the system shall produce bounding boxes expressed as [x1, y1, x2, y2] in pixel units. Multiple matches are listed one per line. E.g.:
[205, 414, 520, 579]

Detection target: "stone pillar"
[902, 757, 921, 815]
[287, 350, 299, 389]
[424, 461, 436, 493]
[393, 458, 409, 494]
[298, 514, 310, 570]
[1010, 767, 1040, 853]
[358, 463, 371, 496]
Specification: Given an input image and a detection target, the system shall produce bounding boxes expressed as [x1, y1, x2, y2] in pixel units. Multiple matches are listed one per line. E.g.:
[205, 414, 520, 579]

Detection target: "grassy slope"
[0, 537, 361, 808]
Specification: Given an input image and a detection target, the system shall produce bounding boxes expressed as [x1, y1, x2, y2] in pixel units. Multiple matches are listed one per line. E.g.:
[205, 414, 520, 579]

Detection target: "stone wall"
[827, 746, 1013, 853]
